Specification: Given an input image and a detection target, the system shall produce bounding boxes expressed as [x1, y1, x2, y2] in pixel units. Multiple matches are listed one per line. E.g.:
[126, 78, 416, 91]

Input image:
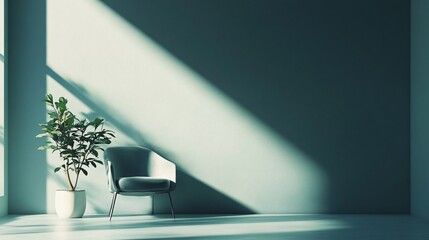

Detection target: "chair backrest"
[104, 147, 176, 192]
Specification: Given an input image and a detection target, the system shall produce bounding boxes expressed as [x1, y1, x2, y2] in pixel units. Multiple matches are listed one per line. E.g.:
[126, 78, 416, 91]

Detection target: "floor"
[0, 214, 429, 239]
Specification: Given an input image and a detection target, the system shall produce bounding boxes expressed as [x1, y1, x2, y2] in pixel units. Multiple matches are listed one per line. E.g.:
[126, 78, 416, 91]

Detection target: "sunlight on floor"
[2, 214, 429, 240]
[0, 214, 351, 240]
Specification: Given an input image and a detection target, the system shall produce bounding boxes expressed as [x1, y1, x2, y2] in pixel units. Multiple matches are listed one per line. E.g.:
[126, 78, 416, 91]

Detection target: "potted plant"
[37, 94, 115, 218]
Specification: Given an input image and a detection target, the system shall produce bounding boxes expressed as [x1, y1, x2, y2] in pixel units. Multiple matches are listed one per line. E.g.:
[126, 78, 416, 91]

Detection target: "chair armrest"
[150, 152, 176, 183]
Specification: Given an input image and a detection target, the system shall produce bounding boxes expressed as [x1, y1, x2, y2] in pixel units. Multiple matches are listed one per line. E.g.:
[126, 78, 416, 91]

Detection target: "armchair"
[103, 146, 176, 220]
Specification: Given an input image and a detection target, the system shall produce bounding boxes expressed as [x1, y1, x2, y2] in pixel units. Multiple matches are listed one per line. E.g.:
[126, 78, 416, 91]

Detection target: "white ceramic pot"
[55, 189, 86, 218]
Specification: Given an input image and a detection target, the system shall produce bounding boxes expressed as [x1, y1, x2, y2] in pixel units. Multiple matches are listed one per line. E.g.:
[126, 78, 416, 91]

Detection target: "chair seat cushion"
[117, 177, 172, 192]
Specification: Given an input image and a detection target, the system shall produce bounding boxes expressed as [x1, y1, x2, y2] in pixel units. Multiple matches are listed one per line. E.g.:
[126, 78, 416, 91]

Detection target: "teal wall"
[0, 198, 5, 216]
[7, 0, 410, 214]
[0, 0, 5, 217]
[411, 0, 429, 219]
[7, 0, 46, 214]
[101, 0, 410, 213]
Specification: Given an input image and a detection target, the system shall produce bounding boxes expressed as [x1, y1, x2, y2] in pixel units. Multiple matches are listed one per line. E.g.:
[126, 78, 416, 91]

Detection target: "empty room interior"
[1, 0, 429, 239]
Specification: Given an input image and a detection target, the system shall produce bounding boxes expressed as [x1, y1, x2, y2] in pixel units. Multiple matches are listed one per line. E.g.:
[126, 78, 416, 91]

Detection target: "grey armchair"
[103, 146, 176, 220]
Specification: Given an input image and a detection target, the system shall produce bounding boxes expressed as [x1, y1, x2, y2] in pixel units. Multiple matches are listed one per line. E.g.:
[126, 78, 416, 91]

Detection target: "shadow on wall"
[155, 169, 253, 214]
[8, 0, 47, 214]
[47, 68, 254, 214]
[100, 0, 410, 213]
[47, 67, 152, 150]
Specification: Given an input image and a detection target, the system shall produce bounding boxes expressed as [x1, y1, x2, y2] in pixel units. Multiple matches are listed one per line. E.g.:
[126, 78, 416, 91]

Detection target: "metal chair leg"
[167, 192, 175, 219]
[108, 192, 116, 216]
[152, 195, 155, 215]
[109, 192, 118, 221]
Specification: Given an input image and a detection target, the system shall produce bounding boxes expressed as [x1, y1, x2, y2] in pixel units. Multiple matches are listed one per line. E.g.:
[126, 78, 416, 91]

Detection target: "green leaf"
[91, 149, 99, 157]
[90, 118, 104, 129]
[93, 159, 104, 165]
[45, 94, 54, 105]
[95, 139, 111, 144]
[55, 101, 67, 113]
[80, 168, 88, 176]
[100, 139, 111, 144]
[48, 111, 57, 118]
[37, 145, 48, 150]
[59, 96, 68, 104]
[49, 130, 62, 136]
[65, 115, 74, 127]
[54, 167, 61, 173]
[36, 133, 47, 138]
[90, 161, 96, 168]
[106, 132, 116, 137]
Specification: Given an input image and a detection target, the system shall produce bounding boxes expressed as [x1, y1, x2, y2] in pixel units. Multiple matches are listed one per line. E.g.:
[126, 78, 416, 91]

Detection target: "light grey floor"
[1, 214, 429, 240]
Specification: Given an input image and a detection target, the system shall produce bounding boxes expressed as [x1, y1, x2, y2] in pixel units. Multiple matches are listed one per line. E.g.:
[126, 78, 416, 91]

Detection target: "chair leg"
[152, 195, 155, 215]
[109, 192, 118, 221]
[167, 192, 175, 219]
[108, 192, 116, 216]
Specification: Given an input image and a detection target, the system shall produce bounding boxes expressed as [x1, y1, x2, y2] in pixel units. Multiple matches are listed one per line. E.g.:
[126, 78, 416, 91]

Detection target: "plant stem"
[73, 172, 79, 191]
[64, 169, 74, 190]
[53, 103, 73, 190]
[74, 144, 93, 190]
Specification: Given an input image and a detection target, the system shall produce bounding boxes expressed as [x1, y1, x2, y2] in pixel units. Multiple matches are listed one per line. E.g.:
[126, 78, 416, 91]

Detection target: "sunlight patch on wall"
[47, 0, 327, 213]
